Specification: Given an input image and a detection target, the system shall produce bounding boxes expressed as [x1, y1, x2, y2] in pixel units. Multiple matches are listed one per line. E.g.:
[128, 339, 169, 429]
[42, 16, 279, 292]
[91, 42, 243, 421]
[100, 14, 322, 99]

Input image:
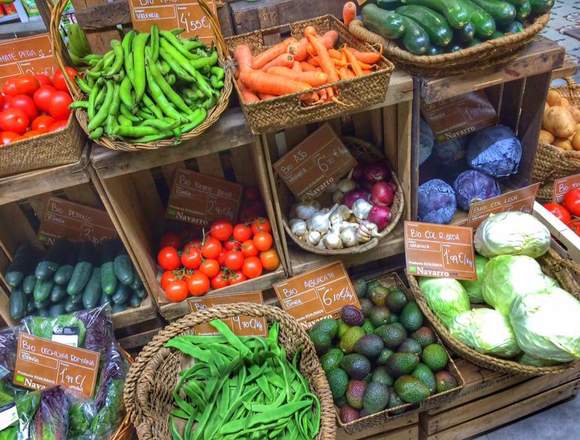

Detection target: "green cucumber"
[459, 0, 496, 38]
[100, 240, 118, 295]
[447, 44, 463, 52]
[114, 254, 134, 286]
[489, 30, 504, 39]
[129, 294, 142, 308]
[377, 0, 403, 10]
[99, 293, 111, 307]
[64, 296, 82, 313]
[399, 16, 431, 55]
[112, 285, 130, 305]
[34, 298, 50, 310]
[467, 38, 483, 46]
[401, 0, 470, 29]
[470, 0, 516, 26]
[503, 0, 526, 4]
[35, 239, 68, 280]
[134, 288, 147, 299]
[5, 244, 41, 288]
[49, 303, 66, 318]
[33, 279, 54, 303]
[9, 288, 27, 320]
[37, 309, 50, 318]
[428, 45, 444, 55]
[66, 242, 94, 296]
[529, 0, 553, 14]
[22, 275, 36, 295]
[112, 303, 128, 314]
[54, 265, 74, 285]
[50, 284, 67, 303]
[503, 20, 524, 33]
[513, 0, 531, 20]
[397, 5, 453, 46]
[82, 267, 102, 310]
[454, 22, 476, 44]
[362, 4, 406, 39]
[26, 301, 36, 315]
[130, 277, 143, 292]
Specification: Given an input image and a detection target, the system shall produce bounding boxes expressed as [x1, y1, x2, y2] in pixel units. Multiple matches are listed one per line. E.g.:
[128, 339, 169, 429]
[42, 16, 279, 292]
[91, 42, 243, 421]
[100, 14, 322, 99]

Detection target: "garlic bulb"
[356, 227, 372, 243]
[339, 221, 360, 231]
[337, 178, 356, 193]
[293, 201, 320, 220]
[340, 227, 358, 247]
[332, 190, 344, 204]
[289, 219, 307, 237]
[307, 230, 321, 246]
[324, 232, 342, 249]
[307, 211, 330, 234]
[336, 205, 351, 220]
[361, 220, 381, 237]
[352, 199, 372, 220]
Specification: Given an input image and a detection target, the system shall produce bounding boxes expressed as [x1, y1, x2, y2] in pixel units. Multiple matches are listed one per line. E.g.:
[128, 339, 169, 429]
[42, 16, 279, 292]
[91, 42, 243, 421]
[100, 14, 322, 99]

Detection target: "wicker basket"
[349, 13, 550, 77]
[0, 113, 84, 178]
[123, 303, 336, 440]
[225, 15, 394, 134]
[49, 0, 232, 151]
[532, 79, 580, 203]
[407, 248, 580, 376]
[282, 136, 404, 255]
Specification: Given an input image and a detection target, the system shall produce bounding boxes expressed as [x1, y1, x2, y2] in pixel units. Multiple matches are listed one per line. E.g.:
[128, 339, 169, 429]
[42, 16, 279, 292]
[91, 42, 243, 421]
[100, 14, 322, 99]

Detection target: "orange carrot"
[237, 78, 259, 103]
[338, 66, 355, 80]
[288, 38, 308, 61]
[350, 49, 381, 64]
[267, 66, 329, 86]
[328, 49, 342, 60]
[319, 88, 328, 101]
[357, 60, 375, 70]
[300, 61, 317, 72]
[240, 69, 311, 96]
[292, 61, 302, 72]
[258, 92, 277, 100]
[343, 47, 363, 76]
[362, 69, 372, 75]
[234, 44, 253, 73]
[251, 37, 296, 69]
[261, 53, 294, 71]
[343, 2, 357, 27]
[309, 56, 348, 68]
[321, 30, 339, 48]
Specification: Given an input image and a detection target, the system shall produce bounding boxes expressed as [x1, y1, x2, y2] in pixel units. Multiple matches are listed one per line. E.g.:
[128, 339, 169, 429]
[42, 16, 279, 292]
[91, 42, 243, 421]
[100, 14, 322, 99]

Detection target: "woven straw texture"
[0, 113, 83, 178]
[226, 15, 394, 134]
[349, 14, 550, 77]
[532, 79, 580, 203]
[49, 0, 231, 151]
[408, 248, 580, 376]
[108, 348, 135, 440]
[123, 303, 335, 440]
[282, 136, 404, 255]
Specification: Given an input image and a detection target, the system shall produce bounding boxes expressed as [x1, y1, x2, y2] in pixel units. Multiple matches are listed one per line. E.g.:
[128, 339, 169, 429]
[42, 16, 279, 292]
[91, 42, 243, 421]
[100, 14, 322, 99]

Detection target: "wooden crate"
[534, 202, 580, 262]
[419, 359, 580, 440]
[337, 413, 419, 440]
[90, 109, 288, 321]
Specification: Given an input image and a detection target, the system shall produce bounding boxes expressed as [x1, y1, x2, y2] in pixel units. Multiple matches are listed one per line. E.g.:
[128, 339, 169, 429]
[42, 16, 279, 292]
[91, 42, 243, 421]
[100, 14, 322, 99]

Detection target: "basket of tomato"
[543, 187, 580, 236]
[0, 69, 84, 177]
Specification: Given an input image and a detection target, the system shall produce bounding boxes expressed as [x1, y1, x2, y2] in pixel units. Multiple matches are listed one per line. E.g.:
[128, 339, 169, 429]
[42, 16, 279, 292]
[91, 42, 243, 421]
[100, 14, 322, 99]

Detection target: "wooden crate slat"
[366, 424, 419, 440]
[352, 112, 373, 143]
[196, 154, 225, 178]
[383, 105, 398, 171]
[131, 171, 166, 236]
[0, 203, 41, 257]
[70, 0, 123, 54]
[161, 162, 185, 188]
[397, 100, 412, 221]
[230, 144, 257, 185]
[74, 0, 130, 30]
[62, 183, 102, 208]
[336, 413, 419, 440]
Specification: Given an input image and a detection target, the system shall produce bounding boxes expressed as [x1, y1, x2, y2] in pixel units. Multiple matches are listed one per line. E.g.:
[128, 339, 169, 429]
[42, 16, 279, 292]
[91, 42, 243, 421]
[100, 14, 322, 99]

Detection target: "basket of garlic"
[283, 137, 404, 255]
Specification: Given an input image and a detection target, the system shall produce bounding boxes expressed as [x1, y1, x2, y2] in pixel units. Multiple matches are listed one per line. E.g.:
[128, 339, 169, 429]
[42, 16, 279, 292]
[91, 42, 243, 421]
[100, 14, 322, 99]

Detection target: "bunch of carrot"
[233, 24, 382, 105]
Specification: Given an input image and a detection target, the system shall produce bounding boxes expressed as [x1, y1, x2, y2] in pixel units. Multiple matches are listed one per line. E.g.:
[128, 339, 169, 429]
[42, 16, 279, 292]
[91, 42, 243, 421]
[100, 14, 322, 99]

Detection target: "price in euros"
[180, 12, 210, 33]
[322, 287, 354, 307]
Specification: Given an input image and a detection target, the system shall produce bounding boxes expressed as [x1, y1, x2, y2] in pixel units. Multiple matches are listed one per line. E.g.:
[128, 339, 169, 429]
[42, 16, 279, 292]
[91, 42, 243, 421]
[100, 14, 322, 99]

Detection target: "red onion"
[387, 181, 397, 193]
[364, 162, 391, 183]
[368, 205, 392, 231]
[371, 181, 395, 207]
[352, 164, 366, 182]
[343, 189, 370, 209]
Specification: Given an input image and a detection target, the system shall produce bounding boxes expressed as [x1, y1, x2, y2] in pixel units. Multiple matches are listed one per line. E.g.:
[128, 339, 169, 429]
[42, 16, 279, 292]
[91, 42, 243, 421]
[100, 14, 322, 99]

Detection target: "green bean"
[123, 31, 136, 86]
[211, 66, 225, 81]
[105, 40, 123, 77]
[105, 115, 116, 136]
[132, 33, 149, 103]
[120, 104, 140, 122]
[160, 30, 198, 60]
[88, 81, 114, 131]
[201, 95, 217, 110]
[147, 53, 192, 115]
[84, 54, 102, 64]
[69, 100, 89, 109]
[159, 47, 194, 82]
[145, 65, 185, 121]
[87, 83, 100, 120]
[159, 61, 171, 75]
[141, 118, 179, 130]
[109, 83, 121, 118]
[182, 38, 204, 51]
[142, 94, 164, 119]
[170, 28, 185, 36]
[132, 131, 174, 143]
[166, 74, 176, 86]
[102, 50, 116, 70]
[95, 86, 106, 107]
[113, 125, 160, 138]
[76, 77, 91, 94]
[90, 127, 103, 140]
[119, 76, 134, 110]
[118, 115, 133, 127]
[190, 50, 218, 70]
[87, 55, 106, 74]
[210, 76, 224, 90]
[150, 25, 160, 63]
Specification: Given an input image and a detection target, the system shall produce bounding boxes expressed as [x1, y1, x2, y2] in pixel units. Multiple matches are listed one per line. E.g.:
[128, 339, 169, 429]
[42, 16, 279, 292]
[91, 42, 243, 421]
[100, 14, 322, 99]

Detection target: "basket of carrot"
[227, 15, 394, 134]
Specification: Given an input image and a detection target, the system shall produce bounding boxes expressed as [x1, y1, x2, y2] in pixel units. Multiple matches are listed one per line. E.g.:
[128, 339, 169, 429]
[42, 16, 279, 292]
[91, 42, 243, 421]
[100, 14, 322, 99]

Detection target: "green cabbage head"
[509, 287, 580, 363]
[418, 278, 470, 327]
[450, 308, 521, 358]
[460, 255, 489, 303]
[474, 212, 550, 258]
[482, 255, 550, 315]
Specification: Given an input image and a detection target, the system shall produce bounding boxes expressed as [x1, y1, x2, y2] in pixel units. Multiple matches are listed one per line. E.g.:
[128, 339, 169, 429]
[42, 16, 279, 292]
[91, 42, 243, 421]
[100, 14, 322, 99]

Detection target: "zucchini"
[112, 303, 128, 314]
[377, 0, 403, 9]
[396, 5, 453, 46]
[447, 44, 463, 52]
[54, 265, 74, 285]
[503, 20, 524, 33]
[5, 244, 41, 288]
[428, 45, 444, 55]
[459, 0, 496, 38]
[33, 279, 54, 303]
[129, 294, 142, 308]
[529, 0, 553, 14]
[99, 293, 111, 307]
[35, 239, 68, 280]
[34, 298, 50, 310]
[49, 303, 66, 318]
[112, 285, 130, 305]
[130, 276, 143, 292]
[514, 0, 531, 20]
[9, 288, 27, 320]
[401, 0, 470, 29]
[114, 254, 134, 286]
[362, 4, 406, 39]
[467, 38, 483, 46]
[100, 240, 118, 295]
[67, 242, 94, 296]
[37, 309, 50, 318]
[489, 30, 504, 39]
[22, 275, 36, 295]
[454, 22, 476, 44]
[64, 296, 82, 313]
[503, 0, 526, 4]
[470, 0, 516, 26]
[50, 284, 67, 303]
[82, 267, 102, 310]
[26, 301, 35, 315]
[400, 15, 431, 54]
[134, 288, 147, 299]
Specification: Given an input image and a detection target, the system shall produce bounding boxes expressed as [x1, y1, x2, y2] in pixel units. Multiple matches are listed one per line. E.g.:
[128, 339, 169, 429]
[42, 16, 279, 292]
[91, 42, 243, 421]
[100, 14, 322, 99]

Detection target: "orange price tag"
[0, 34, 57, 87]
[553, 174, 580, 204]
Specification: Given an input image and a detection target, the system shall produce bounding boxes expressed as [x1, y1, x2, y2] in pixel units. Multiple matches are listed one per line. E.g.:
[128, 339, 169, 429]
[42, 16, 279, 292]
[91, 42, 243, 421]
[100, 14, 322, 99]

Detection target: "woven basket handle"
[197, 0, 229, 61]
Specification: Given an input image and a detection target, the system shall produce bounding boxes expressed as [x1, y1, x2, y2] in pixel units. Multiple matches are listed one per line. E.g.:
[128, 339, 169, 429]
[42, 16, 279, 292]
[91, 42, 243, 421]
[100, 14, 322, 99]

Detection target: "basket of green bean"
[50, 0, 232, 151]
[123, 303, 336, 439]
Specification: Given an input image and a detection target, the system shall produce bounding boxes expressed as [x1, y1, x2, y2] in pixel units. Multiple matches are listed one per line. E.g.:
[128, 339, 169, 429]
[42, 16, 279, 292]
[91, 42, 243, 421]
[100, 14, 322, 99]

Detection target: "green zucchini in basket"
[67, 242, 94, 296]
[54, 244, 77, 285]
[515, 1, 531, 21]
[5, 244, 42, 288]
[9, 288, 27, 321]
[396, 5, 453, 46]
[35, 238, 69, 281]
[401, 0, 470, 29]
[114, 253, 134, 286]
[470, 0, 516, 26]
[399, 15, 431, 55]
[22, 275, 36, 295]
[376, 0, 404, 10]
[100, 239, 119, 296]
[458, 0, 496, 38]
[362, 4, 406, 40]
[503, 20, 524, 33]
[529, 0, 553, 15]
[82, 267, 102, 309]
[33, 279, 54, 303]
[454, 22, 476, 44]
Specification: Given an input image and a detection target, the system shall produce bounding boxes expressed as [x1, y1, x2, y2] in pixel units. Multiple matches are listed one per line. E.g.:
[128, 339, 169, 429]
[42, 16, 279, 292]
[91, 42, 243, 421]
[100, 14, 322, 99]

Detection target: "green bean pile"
[73, 25, 225, 143]
[166, 320, 321, 440]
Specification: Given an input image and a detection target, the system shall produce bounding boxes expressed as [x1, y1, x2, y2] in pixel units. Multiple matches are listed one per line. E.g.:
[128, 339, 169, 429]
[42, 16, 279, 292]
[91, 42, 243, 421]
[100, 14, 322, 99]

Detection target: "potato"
[560, 98, 570, 107]
[576, 123, 580, 132]
[539, 129, 555, 144]
[546, 89, 562, 106]
[543, 106, 576, 139]
[554, 138, 573, 150]
[573, 132, 580, 151]
[545, 102, 550, 112]
[568, 105, 580, 123]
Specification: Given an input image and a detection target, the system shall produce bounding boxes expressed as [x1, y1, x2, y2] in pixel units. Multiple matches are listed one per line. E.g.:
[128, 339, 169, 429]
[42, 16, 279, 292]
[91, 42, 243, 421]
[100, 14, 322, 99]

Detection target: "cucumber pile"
[362, 0, 554, 55]
[6, 239, 145, 321]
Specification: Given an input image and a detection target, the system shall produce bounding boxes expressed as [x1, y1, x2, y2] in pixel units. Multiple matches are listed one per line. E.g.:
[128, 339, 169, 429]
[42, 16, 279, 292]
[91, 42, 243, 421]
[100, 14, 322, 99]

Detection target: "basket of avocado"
[308, 272, 464, 433]
[348, 1, 553, 77]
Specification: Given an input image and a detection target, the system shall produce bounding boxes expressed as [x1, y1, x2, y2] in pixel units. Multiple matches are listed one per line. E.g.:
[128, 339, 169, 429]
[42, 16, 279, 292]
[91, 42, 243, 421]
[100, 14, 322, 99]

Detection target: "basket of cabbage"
[407, 211, 580, 376]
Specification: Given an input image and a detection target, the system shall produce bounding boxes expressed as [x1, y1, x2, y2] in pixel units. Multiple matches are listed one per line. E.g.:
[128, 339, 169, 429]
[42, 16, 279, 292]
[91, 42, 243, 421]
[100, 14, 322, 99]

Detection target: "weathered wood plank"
[75, 0, 130, 29]
[336, 413, 418, 440]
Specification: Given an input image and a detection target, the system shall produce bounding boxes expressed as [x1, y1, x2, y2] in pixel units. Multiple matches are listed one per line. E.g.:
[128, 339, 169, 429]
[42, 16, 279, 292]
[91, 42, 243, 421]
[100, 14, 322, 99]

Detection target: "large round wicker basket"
[123, 303, 336, 439]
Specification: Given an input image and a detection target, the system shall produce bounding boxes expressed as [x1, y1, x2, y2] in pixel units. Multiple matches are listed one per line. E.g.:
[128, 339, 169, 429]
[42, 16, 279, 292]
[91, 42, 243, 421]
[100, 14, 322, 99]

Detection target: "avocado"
[361, 319, 375, 335]
[354, 334, 385, 359]
[399, 301, 424, 332]
[339, 405, 360, 423]
[342, 305, 364, 326]
[435, 370, 459, 393]
[394, 375, 430, 403]
[376, 348, 394, 365]
[388, 391, 405, 413]
[310, 330, 332, 354]
[398, 338, 422, 355]
[369, 306, 391, 327]
[335, 395, 347, 407]
[311, 318, 339, 338]
[346, 380, 367, 409]
[341, 353, 372, 380]
[369, 284, 390, 306]
[327, 367, 349, 399]
[422, 344, 449, 371]
[386, 352, 420, 378]
[339, 326, 365, 353]
[338, 320, 351, 338]
[386, 288, 408, 313]
[354, 279, 368, 298]
[387, 313, 399, 324]
[360, 298, 374, 318]
[321, 348, 344, 373]
[411, 326, 436, 348]
[371, 366, 394, 386]
[362, 382, 390, 414]
[374, 323, 407, 349]
[412, 363, 436, 394]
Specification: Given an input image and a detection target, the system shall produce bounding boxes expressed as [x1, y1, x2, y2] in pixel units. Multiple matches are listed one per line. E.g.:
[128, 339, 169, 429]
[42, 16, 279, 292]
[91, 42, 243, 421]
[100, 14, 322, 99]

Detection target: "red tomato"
[260, 249, 280, 271]
[3, 75, 39, 96]
[242, 256, 263, 279]
[210, 220, 233, 242]
[233, 224, 252, 242]
[1, 79, 17, 97]
[49, 119, 68, 132]
[21, 130, 42, 140]
[251, 218, 271, 234]
[52, 67, 77, 92]
[563, 188, 580, 217]
[48, 91, 72, 120]
[0, 131, 20, 146]
[223, 238, 241, 251]
[157, 246, 181, 271]
[35, 74, 52, 86]
[181, 246, 202, 270]
[161, 271, 179, 290]
[241, 240, 258, 257]
[201, 237, 222, 259]
[224, 250, 244, 271]
[244, 186, 260, 201]
[0, 94, 3, 109]
[31, 115, 55, 133]
[217, 250, 227, 266]
[253, 231, 273, 252]
[0, 108, 29, 135]
[8, 94, 37, 120]
[543, 203, 572, 226]
[187, 272, 210, 296]
[160, 232, 181, 249]
[211, 271, 230, 289]
[33, 85, 56, 113]
[570, 220, 580, 236]
[199, 259, 220, 278]
[164, 279, 188, 302]
[229, 271, 247, 285]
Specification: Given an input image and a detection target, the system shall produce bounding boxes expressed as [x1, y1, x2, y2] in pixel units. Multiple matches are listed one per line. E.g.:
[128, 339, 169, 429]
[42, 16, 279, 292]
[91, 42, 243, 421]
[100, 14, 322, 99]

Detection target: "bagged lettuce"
[418, 278, 470, 327]
[460, 255, 488, 303]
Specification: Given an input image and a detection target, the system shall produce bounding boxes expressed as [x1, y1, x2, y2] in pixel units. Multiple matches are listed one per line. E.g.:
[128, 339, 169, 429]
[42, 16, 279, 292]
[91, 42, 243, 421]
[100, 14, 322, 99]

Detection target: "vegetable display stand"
[226, 14, 394, 134]
[89, 117, 288, 321]
[419, 358, 580, 440]
[337, 412, 419, 440]
[123, 303, 336, 439]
